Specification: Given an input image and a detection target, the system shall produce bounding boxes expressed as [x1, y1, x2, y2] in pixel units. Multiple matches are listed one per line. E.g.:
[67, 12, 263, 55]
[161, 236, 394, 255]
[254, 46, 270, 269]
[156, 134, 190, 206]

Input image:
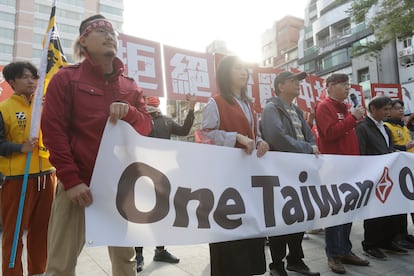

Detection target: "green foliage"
[349, 0, 414, 56]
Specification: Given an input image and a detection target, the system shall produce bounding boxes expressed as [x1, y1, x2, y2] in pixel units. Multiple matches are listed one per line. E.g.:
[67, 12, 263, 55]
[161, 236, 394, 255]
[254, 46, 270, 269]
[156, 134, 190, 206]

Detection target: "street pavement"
[1, 220, 414, 275]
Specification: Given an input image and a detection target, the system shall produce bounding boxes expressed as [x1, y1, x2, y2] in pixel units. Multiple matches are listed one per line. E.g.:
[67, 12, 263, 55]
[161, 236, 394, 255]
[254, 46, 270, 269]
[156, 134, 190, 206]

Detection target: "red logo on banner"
[117, 33, 164, 97]
[375, 167, 394, 204]
[0, 65, 13, 102]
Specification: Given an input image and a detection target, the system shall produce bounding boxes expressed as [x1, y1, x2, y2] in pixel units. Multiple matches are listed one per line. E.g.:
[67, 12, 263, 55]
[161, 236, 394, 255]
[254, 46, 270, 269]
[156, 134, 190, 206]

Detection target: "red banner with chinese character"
[163, 45, 216, 102]
[117, 33, 164, 97]
[0, 65, 13, 102]
[370, 83, 402, 100]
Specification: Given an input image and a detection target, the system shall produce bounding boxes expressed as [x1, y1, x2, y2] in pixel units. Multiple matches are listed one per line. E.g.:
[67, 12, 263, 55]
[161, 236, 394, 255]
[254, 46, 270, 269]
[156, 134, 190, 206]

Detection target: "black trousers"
[362, 214, 405, 249]
[268, 232, 305, 267]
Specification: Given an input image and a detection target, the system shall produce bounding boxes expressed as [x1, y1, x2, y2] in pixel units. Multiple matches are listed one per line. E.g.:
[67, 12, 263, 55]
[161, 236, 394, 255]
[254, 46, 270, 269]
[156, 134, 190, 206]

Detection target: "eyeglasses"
[93, 27, 118, 37]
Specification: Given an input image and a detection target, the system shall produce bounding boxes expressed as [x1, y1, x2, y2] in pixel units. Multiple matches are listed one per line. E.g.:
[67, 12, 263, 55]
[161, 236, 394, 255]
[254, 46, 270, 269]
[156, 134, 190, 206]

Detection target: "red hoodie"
[41, 57, 152, 190]
[315, 97, 360, 155]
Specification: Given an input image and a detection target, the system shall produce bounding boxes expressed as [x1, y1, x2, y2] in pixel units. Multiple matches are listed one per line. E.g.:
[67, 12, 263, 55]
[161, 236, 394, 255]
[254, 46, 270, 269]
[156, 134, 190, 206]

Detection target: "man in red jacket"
[41, 14, 152, 275]
[315, 73, 368, 274]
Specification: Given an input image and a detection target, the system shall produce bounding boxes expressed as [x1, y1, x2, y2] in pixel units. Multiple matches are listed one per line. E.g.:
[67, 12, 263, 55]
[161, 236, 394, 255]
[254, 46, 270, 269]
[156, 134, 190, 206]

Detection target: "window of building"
[34, 19, 49, 31]
[339, 24, 351, 37]
[100, 4, 123, 17]
[403, 38, 412, 48]
[33, 33, 43, 45]
[318, 48, 350, 71]
[61, 0, 84, 6]
[35, 4, 52, 14]
[317, 30, 330, 46]
[287, 50, 298, 60]
[0, 43, 13, 55]
[0, 0, 15, 7]
[32, 49, 43, 59]
[309, 3, 316, 12]
[358, 68, 371, 94]
[304, 61, 316, 72]
[0, 11, 15, 23]
[0, 27, 14, 40]
[305, 39, 314, 48]
[358, 68, 370, 82]
[60, 38, 73, 49]
[57, 23, 78, 34]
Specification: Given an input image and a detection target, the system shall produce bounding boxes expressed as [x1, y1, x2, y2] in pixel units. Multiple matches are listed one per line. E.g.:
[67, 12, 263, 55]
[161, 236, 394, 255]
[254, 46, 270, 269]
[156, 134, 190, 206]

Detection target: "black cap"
[273, 71, 307, 94]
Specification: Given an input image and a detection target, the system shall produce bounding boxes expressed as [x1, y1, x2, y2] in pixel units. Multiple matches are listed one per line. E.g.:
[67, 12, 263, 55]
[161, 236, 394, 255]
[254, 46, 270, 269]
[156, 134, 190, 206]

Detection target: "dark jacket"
[356, 116, 394, 155]
[150, 110, 194, 139]
[261, 96, 315, 153]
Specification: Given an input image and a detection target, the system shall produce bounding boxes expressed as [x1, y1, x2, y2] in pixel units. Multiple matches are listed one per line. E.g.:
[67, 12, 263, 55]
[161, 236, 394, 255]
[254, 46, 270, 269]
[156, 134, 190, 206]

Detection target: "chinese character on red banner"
[117, 33, 164, 97]
[370, 83, 402, 100]
[163, 45, 216, 102]
[250, 67, 282, 113]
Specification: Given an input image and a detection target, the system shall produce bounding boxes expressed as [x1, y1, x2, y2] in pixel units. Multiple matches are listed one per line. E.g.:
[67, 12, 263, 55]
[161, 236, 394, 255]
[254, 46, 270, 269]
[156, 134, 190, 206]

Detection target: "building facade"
[261, 15, 304, 68]
[298, 0, 399, 95]
[0, 0, 124, 65]
[397, 35, 414, 114]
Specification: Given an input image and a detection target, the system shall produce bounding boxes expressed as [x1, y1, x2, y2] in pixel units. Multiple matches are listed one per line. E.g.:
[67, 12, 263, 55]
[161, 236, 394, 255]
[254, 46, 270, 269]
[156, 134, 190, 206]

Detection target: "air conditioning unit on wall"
[400, 55, 414, 67]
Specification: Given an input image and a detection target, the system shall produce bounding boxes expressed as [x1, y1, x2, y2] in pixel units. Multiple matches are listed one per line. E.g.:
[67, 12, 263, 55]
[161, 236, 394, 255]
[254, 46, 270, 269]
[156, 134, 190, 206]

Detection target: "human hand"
[21, 138, 38, 153]
[352, 105, 365, 120]
[406, 140, 414, 150]
[237, 134, 254, 155]
[186, 94, 197, 110]
[66, 183, 93, 207]
[109, 102, 129, 124]
[312, 145, 320, 157]
[308, 105, 315, 121]
[256, 140, 269, 157]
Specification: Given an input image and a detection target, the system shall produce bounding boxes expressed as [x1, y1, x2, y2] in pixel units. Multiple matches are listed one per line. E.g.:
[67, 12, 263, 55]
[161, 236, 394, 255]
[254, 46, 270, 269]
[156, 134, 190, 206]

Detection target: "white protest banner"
[86, 121, 414, 247]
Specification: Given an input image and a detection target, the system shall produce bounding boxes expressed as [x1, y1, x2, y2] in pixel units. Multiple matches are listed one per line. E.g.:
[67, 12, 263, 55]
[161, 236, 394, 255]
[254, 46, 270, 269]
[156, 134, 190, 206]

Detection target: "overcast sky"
[122, 0, 309, 63]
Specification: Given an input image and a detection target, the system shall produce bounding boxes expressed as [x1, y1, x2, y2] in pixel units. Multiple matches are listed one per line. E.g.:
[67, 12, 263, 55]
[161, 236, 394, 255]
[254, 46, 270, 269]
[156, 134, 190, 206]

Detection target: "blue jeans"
[325, 223, 353, 258]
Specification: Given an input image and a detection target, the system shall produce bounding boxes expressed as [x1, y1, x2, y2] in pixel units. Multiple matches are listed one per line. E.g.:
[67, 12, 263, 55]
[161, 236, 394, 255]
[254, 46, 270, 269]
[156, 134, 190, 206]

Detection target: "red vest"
[213, 95, 257, 149]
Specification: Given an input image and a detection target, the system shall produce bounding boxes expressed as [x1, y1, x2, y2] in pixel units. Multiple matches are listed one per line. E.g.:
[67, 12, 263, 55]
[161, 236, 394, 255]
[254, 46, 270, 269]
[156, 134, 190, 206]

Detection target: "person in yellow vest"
[0, 61, 56, 276]
[384, 99, 414, 250]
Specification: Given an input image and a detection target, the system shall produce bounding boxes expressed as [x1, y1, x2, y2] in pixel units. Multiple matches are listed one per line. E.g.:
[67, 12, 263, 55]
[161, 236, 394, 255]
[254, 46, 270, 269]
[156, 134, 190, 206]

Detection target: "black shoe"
[396, 239, 414, 250]
[153, 249, 180, 263]
[363, 248, 387, 260]
[380, 242, 409, 255]
[269, 263, 287, 276]
[286, 260, 320, 276]
[135, 255, 144, 273]
[407, 234, 414, 244]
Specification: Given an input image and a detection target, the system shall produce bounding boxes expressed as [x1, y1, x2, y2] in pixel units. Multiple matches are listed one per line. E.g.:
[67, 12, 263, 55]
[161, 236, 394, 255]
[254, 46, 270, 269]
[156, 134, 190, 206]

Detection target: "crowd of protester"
[1, 14, 414, 276]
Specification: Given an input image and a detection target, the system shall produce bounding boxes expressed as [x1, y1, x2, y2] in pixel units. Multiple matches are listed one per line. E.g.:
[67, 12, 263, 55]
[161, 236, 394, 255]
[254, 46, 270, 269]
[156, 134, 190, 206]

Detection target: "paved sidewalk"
[1, 220, 414, 275]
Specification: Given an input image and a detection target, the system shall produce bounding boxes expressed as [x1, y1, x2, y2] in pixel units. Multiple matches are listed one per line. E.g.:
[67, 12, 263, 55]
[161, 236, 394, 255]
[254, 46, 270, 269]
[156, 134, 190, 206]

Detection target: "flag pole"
[8, 152, 32, 268]
[8, 0, 61, 268]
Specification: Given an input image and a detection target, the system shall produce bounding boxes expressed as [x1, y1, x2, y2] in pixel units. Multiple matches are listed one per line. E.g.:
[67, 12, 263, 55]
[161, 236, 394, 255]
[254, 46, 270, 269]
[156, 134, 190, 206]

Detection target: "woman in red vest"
[200, 55, 269, 276]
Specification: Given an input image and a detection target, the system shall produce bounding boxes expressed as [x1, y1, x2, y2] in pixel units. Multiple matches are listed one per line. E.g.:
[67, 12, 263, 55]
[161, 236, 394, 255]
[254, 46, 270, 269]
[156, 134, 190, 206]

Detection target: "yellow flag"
[32, 0, 68, 158]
